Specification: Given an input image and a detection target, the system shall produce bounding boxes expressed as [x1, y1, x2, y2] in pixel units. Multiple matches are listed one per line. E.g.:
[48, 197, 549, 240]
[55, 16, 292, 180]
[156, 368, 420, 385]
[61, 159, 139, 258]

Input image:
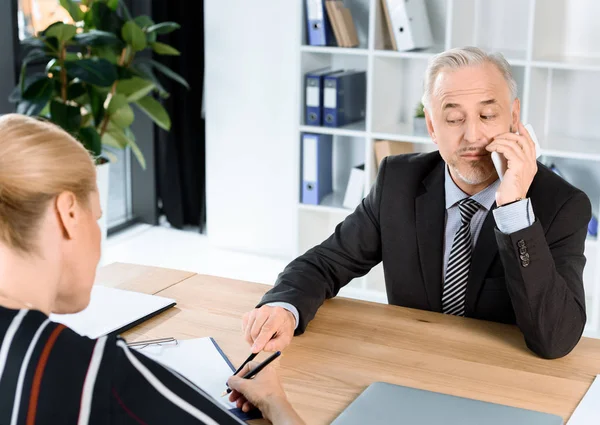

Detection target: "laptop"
[331, 382, 564, 425]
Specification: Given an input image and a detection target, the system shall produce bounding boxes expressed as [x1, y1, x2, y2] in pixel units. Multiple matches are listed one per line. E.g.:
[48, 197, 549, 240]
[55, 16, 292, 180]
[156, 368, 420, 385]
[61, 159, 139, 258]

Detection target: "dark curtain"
[152, 1, 206, 231]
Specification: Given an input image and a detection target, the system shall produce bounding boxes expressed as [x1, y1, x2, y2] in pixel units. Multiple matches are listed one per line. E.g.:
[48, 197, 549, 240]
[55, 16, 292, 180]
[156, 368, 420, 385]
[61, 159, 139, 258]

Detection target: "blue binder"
[305, 0, 335, 46]
[301, 133, 333, 205]
[304, 68, 343, 126]
[323, 70, 367, 127]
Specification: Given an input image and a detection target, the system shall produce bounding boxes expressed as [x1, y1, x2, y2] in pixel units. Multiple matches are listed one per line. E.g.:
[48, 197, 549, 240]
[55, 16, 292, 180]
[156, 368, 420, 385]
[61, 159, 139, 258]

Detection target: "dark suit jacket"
[258, 152, 592, 359]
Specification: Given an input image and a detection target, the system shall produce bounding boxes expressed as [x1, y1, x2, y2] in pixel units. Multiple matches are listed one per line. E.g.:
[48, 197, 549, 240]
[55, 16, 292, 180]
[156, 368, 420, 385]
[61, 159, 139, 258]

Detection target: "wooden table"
[95, 262, 195, 294]
[109, 263, 600, 424]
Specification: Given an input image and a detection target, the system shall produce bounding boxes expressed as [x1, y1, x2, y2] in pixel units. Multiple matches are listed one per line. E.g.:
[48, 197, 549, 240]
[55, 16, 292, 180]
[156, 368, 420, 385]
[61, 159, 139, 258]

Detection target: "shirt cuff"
[493, 198, 535, 234]
[264, 302, 299, 330]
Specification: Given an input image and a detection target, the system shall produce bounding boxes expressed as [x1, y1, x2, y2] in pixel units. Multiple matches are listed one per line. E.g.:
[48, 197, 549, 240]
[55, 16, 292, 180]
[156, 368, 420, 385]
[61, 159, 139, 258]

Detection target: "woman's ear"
[55, 192, 78, 240]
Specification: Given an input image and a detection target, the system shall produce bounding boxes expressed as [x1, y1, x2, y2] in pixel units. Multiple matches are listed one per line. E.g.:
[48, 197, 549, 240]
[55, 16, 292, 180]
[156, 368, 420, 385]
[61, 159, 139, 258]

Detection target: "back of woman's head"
[0, 114, 96, 253]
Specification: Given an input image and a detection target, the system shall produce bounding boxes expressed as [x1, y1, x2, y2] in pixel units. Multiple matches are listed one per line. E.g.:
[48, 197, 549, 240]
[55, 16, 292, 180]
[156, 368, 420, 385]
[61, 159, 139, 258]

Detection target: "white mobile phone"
[491, 123, 541, 180]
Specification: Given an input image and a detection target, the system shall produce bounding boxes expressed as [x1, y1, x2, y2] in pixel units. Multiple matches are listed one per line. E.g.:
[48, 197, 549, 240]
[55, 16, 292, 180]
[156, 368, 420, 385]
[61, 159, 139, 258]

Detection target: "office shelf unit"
[297, 0, 600, 337]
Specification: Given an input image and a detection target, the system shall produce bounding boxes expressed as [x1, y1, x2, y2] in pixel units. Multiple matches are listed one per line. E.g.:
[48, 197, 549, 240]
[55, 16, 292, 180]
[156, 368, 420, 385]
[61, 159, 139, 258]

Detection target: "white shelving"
[299, 120, 367, 137]
[532, 56, 600, 72]
[297, 0, 600, 336]
[300, 46, 369, 56]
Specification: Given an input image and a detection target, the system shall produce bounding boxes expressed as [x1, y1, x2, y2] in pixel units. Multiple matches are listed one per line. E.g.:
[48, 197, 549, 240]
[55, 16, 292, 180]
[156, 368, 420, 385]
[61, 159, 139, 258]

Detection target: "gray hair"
[421, 46, 518, 109]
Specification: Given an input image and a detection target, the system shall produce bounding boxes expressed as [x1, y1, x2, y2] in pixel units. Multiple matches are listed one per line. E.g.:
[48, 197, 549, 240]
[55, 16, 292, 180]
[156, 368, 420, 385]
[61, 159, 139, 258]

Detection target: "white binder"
[382, 0, 433, 51]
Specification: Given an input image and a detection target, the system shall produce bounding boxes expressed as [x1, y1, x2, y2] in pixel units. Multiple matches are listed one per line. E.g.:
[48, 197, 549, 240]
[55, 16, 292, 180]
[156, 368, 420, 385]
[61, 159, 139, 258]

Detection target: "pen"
[126, 337, 176, 347]
[221, 351, 282, 397]
[229, 331, 277, 382]
[233, 352, 258, 376]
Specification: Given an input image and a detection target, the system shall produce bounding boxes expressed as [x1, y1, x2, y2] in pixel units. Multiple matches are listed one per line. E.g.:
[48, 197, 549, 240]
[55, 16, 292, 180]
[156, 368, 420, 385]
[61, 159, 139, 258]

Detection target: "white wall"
[204, 1, 301, 259]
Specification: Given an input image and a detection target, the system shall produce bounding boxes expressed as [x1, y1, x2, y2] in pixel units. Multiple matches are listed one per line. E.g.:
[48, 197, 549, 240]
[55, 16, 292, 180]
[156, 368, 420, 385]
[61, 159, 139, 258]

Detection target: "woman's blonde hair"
[0, 114, 97, 253]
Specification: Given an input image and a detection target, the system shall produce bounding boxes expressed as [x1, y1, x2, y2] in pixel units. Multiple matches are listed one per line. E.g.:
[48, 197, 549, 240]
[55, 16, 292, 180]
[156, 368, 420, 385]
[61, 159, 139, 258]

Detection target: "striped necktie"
[442, 198, 481, 316]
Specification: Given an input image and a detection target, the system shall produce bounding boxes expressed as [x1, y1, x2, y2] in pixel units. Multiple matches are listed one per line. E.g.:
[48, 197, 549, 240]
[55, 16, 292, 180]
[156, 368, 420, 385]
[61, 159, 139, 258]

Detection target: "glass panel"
[17, 0, 74, 40]
[106, 148, 132, 228]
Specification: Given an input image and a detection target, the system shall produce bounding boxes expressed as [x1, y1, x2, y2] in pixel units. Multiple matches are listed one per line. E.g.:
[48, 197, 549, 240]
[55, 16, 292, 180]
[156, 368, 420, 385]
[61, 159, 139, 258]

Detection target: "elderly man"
[243, 46, 591, 359]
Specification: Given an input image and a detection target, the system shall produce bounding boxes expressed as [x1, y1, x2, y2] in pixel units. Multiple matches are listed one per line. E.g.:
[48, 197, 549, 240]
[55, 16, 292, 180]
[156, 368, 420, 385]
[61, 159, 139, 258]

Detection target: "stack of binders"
[304, 68, 366, 128]
[305, 0, 359, 48]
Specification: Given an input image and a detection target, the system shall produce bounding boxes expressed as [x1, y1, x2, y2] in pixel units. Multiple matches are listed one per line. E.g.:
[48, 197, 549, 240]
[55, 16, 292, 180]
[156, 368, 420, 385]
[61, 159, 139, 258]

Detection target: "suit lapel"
[415, 162, 445, 312]
[465, 205, 499, 314]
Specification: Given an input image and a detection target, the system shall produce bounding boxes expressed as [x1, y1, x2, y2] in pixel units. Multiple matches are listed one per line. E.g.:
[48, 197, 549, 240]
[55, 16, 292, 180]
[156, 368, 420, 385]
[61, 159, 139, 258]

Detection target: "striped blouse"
[0, 306, 246, 425]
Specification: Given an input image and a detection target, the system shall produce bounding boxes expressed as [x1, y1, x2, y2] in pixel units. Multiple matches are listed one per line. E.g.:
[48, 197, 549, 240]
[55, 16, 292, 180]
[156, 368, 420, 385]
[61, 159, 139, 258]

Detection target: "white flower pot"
[413, 117, 428, 135]
[96, 161, 110, 266]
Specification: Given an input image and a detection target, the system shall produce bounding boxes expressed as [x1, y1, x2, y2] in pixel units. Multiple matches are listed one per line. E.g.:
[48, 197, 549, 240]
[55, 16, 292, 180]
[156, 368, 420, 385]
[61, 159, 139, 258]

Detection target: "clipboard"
[130, 337, 263, 421]
[51, 286, 176, 339]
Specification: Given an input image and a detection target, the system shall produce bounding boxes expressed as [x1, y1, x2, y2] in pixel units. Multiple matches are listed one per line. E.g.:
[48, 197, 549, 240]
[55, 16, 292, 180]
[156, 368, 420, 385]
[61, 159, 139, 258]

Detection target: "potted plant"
[9, 0, 188, 244]
[413, 101, 427, 135]
[413, 102, 427, 134]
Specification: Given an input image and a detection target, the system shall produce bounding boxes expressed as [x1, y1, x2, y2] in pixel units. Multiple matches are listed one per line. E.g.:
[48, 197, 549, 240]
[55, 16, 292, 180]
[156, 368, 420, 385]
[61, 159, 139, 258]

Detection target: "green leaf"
[83, 8, 95, 28]
[91, 2, 124, 34]
[65, 58, 118, 87]
[102, 131, 126, 149]
[117, 66, 135, 80]
[42, 21, 64, 34]
[102, 122, 128, 148]
[81, 112, 93, 127]
[116, 76, 155, 101]
[124, 126, 136, 142]
[17, 100, 49, 116]
[131, 61, 167, 96]
[107, 93, 128, 114]
[151, 42, 180, 56]
[128, 135, 146, 169]
[15, 74, 54, 114]
[117, 0, 133, 21]
[146, 31, 157, 44]
[134, 95, 171, 130]
[122, 127, 145, 169]
[67, 82, 86, 100]
[93, 45, 119, 64]
[107, 0, 119, 10]
[50, 100, 82, 133]
[121, 21, 147, 52]
[39, 102, 51, 117]
[87, 86, 106, 126]
[21, 37, 45, 49]
[19, 48, 47, 93]
[73, 92, 90, 106]
[22, 76, 55, 101]
[59, 0, 83, 21]
[79, 126, 102, 157]
[133, 15, 154, 29]
[110, 102, 134, 128]
[146, 22, 181, 35]
[9, 85, 22, 103]
[73, 30, 123, 47]
[44, 58, 59, 74]
[150, 59, 189, 89]
[45, 23, 78, 44]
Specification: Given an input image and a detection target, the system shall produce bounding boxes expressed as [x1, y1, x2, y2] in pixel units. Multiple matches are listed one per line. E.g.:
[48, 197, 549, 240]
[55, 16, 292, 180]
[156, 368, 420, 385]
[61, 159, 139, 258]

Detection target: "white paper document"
[568, 375, 600, 424]
[133, 337, 236, 410]
[50, 285, 175, 339]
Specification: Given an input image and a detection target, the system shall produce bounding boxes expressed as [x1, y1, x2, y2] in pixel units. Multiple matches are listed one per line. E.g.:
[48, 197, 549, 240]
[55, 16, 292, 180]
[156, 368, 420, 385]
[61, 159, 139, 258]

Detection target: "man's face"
[425, 62, 520, 187]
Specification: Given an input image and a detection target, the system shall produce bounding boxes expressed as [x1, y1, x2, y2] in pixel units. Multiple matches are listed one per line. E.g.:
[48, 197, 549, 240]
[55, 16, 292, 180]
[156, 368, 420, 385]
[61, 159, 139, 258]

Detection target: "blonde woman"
[0, 114, 304, 425]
